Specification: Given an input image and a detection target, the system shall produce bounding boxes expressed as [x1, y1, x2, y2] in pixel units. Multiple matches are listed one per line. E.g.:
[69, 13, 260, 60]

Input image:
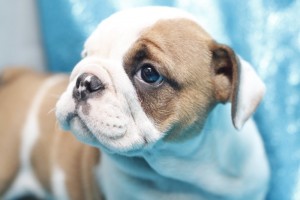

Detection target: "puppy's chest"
[96, 154, 209, 200]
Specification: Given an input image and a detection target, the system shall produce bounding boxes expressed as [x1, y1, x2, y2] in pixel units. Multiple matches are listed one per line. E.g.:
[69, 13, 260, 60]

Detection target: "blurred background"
[0, 0, 299, 199]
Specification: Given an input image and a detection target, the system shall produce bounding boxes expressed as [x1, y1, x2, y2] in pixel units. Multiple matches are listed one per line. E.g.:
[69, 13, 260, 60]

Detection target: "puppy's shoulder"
[0, 67, 38, 86]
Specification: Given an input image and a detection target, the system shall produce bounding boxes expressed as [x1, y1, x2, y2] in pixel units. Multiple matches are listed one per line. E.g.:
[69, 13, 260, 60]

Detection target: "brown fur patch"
[123, 19, 217, 141]
[210, 43, 239, 102]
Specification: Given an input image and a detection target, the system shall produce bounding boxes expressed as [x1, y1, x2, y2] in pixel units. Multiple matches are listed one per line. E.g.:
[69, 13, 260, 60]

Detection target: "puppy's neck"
[97, 104, 248, 199]
[101, 103, 236, 176]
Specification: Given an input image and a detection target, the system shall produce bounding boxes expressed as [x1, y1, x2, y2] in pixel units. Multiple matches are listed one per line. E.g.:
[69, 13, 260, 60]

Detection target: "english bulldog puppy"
[0, 6, 270, 200]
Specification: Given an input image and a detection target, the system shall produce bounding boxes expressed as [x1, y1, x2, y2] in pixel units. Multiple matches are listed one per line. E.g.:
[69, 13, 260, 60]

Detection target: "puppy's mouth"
[65, 112, 127, 141]
[63, 112, 152, 156]
[65, 113, 98, 142]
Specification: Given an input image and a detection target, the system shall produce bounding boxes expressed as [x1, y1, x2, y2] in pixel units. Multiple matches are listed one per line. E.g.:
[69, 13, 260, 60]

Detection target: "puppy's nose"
[73, 73, 104, 101]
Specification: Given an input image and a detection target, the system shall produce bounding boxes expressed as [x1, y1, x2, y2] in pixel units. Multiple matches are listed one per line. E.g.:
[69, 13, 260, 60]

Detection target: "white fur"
[234, 57, 266, 129]
[3, 75, 66, 199]
[51, 165, 69, 200]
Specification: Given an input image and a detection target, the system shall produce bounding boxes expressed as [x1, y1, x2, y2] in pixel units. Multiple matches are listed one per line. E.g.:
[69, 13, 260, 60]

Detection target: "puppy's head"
[56, 7, 265, 155]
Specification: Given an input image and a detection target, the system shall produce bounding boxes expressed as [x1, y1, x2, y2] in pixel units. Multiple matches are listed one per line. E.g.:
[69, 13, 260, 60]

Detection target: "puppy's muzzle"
[73, 73, 105, 101]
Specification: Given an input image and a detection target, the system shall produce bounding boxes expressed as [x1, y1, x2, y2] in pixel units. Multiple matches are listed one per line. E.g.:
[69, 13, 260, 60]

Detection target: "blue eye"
[136, 64, 164, 86]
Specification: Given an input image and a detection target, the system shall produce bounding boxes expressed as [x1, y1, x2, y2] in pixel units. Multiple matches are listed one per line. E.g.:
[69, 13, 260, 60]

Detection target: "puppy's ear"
[210, 43, 266, 130]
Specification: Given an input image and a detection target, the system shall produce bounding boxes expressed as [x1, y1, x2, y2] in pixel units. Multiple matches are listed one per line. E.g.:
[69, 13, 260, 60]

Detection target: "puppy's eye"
[136, 64, 164, 86]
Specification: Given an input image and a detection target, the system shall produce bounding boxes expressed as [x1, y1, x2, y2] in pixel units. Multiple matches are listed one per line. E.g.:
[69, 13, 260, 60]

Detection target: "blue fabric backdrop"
[37, 0, 300, 199]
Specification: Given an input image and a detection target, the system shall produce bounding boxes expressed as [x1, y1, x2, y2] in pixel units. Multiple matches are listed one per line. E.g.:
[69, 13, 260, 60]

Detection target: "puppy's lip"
[64, 112, 126, 140]
[58, 113, 86, 133]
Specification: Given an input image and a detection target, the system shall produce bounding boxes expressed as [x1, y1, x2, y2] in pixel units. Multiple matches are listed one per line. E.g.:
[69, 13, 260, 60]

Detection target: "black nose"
[73, 73, 105, 101]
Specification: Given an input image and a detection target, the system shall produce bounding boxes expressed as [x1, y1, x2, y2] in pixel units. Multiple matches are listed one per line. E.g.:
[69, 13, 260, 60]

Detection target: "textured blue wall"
[37, 0, 300, 199]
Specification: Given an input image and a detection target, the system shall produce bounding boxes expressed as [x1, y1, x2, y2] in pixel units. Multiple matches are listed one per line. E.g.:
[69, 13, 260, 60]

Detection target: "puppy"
[0, 7, 269, 200]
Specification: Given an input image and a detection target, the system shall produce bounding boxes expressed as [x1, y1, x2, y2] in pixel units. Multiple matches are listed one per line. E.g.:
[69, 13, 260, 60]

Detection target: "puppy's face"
[56, 7, 264, 154]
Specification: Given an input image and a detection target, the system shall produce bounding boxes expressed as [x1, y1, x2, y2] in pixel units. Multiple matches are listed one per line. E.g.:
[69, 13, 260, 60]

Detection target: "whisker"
[48, 107, 56, 115]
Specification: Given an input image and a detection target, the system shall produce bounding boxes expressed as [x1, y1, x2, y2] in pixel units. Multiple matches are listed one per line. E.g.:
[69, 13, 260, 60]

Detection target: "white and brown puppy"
[0, 6, 269, 200]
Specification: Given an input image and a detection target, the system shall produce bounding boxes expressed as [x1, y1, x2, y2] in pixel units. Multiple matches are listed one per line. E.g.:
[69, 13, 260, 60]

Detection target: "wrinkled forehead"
[83, 7, 197, 60]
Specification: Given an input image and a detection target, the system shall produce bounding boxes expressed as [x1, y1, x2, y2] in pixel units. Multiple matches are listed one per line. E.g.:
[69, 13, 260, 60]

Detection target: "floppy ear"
[210, 43, 266, 130]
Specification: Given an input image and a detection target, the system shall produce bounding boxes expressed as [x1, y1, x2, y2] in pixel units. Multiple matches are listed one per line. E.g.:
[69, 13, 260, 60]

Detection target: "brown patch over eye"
[123, 18, 216, 139]
[123, 42, 178, 131]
